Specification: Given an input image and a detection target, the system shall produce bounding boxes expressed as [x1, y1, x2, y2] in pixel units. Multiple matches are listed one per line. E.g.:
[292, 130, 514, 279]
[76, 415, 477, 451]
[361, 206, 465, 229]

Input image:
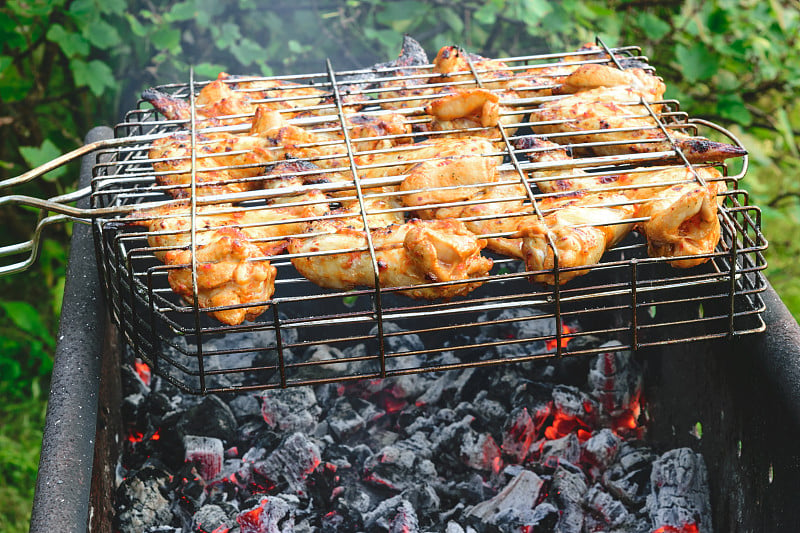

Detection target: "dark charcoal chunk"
[501, 408, 539, 463]
[466, 470, 544, 529]
[647, 448, 712, 533]
[193, 504, 233, 533]
[540, 433, 581, 471]
[587, 342, 642, 421]
[551, 463, 588, 533]
[327, 397, 367, 440]
[252, 432, 322, 493]
[180, 395, 238, 444]
[259, 387, 320, 433]
[603, 443, 656, 506]
[582, 428, 621, 471]
[584, 483, 629, 529]
[115, 466, 174, 533]
[364, 441, 437, 493]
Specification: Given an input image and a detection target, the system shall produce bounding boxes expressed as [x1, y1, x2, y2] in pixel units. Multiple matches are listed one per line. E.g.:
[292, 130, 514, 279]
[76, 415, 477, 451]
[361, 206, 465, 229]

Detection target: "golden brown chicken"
[529, 86, 747, 163]
[287, 218, 493, 300]
[517, 191, 637, 284]
[128, 196, 328, 324]
[421, 88, 525, 139]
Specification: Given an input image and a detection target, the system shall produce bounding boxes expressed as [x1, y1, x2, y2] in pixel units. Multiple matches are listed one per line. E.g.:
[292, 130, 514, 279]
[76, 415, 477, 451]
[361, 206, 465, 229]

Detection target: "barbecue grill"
[16, 36, 798, 532]
[0, 39, 768, 395]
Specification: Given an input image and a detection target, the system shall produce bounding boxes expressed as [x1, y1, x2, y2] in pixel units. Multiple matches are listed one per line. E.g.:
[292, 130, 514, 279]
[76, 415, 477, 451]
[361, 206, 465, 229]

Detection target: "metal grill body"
[87, 42, 767, 393]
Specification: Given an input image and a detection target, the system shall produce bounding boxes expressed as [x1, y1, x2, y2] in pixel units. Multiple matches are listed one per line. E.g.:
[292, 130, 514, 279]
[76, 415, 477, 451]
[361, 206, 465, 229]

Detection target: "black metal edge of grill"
[29, 128, 800, 532]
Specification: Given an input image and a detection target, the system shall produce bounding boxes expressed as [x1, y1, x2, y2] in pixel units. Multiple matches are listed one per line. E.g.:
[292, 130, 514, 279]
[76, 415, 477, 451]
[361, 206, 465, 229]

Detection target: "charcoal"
[461, 431, 502, 473]
[237, 496, 294, 533]
[193, 504, 234, 533]
[466, 470, 543, 529]
[339, 35, 429, 89]
[167, 463, 207, 515]
[584, 483, 629, 529]
[252, 433, 322, 493]
[469, 391, 507, 430]
[551, 464, 588, 533]
[415, 368, 476, 406]
[647, 448, 712, 533]
[587, 342, 643, 422]
[389, 500, 420, 533]
[582, 428, 621, 471]
[364, 442, 437, 493]
[603, 443, 656, 506]
[184, 435, 224, 481]
[510, 380, 554, 412]
[401, 483, 441, 522]
[121, 362, 151, 396]
[501, 407, 538, 463]
[552, 384, 593, 420]
[259, 387, 320, 433]
[540, 433, 581, 470]
[445, 522, 466, 533]
[327, 397, 366, 440]
[229, 394, 262, 422]
[180, 395, 238, 444]
[431, 415, 476, 456]
[115, 466, 174, 533]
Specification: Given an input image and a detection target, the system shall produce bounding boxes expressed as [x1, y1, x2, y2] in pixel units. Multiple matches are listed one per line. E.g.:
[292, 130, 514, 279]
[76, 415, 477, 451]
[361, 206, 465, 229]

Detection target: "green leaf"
[0, 55, 12, 75]
[521, 0, 553, 19]
[716, 93, 753, 127]
[99, 0, 126, 15]
[230, 38, 263, 67]
[47, 24, 90, 57]
[19, 140, 68, 182]
[150, 26, 182, 53]
[125, 13, 148, 37]
[70, 58, 115, 96]
[637, 12, 670, 41]
[68, 0, 95, 19]
[194, 62, 228, 79]
[84, 19, 121, 50]
[0, 301, 51, 341]
[674, 42, 718, 83]
[473, 3, 498, 25]
[167, 1, 198, 22]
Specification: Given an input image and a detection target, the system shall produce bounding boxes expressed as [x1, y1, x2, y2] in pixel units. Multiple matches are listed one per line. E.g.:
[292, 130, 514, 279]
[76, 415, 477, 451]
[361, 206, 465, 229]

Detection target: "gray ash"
[116, 317, 713, 533]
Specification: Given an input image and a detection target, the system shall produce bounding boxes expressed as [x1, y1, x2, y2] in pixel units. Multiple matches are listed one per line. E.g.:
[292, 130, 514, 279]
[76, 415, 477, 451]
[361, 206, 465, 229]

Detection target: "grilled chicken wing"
[287, 219, 493, 299]
[128, 197, 328, 324]
[518, 192, 637, 284]
[529, 86, 746, 163]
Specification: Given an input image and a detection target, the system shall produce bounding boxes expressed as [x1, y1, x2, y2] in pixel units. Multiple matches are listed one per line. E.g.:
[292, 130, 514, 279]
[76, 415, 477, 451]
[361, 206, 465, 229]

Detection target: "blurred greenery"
[1, 0, 798, 530]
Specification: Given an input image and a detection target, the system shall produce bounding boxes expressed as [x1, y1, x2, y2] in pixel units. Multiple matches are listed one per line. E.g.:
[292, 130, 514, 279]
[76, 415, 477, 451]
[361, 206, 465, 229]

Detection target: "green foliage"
[0, 1, 799, 527]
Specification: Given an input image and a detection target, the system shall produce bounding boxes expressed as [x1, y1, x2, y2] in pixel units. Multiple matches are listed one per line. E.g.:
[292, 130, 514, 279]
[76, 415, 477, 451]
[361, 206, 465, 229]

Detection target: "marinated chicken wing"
[636, 183, 721, 268]
[287, 219, 493, 299]
[555, 63, 665, 100]
[422, 88, 524, 138]
[518, 192, 637, 284]
[530, 86, 747, 163]
[128, 196, 328, 324]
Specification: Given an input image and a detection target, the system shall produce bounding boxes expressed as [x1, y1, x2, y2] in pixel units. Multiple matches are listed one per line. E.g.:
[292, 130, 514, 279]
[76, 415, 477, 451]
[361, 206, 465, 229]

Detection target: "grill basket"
[11, 40, 769, 393]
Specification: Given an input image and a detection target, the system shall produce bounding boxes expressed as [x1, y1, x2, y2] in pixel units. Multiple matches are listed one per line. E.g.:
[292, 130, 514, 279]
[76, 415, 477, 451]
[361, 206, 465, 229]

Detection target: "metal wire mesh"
[88, 41, 767, 393]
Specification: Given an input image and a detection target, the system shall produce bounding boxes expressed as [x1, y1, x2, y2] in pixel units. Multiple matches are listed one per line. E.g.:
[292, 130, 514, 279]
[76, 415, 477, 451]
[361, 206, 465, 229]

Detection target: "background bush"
[1, 1, 797, 530]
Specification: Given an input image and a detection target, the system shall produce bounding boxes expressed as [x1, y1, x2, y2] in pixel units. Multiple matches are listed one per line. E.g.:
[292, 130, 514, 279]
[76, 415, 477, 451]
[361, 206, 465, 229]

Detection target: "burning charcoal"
[415, 368, 476, 407]
[446, 522, 466, 533]
[259, 387, 320, 433]
[587, 341, 643, 433]
[539, 432, 581, 470]
[364, 441, 437, 493]
[584, 483, 630, 529]
[184, 435, 224, 481]
[389, 500, 420, 533]
[603, 443, 656, 506]
[501, 407, 539, 463]
[193, 504, 233, 533]
[115, 466, 174, 533]
[180, 395, 238, 444]
[401, 484, 441, 524]
[252, 433, 322, 494]
[461, 432, 502, 473]
[339, 35, 429, 91]
[582, 428, 621, 472]
[551, 384, 596, 432]
[551, 463, 588, 533]
[466, 470, 544, 529]
[647, 448, 712, 533]
[327, 397, 366, 440]
[167, 463, 207, 519]
[237, 495, 294, 533]
[362, 495, 420, 532]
